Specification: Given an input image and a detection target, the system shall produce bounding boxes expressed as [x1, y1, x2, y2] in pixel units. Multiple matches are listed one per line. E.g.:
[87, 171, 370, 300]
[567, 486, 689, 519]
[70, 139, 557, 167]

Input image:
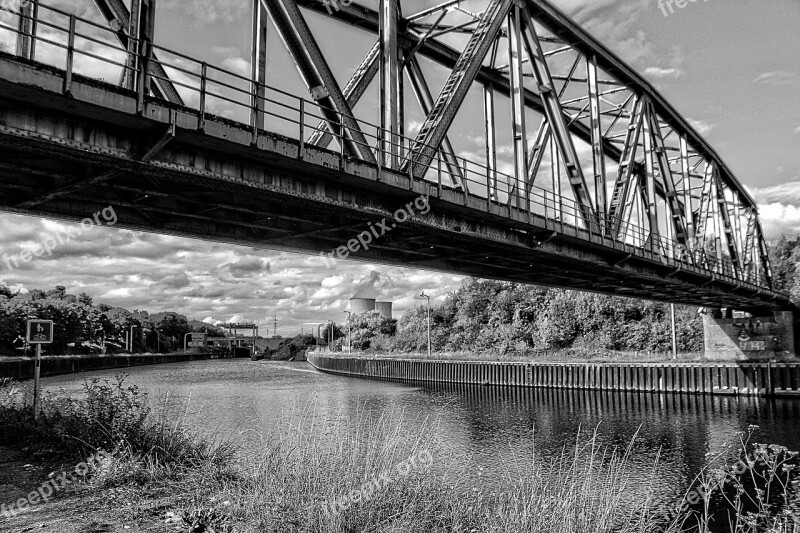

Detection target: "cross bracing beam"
[260, 0, 376, 163]
[297, 0, 758, 217]
[308, 42, 380, 149]
[406, 58, 464, 188]
[23, 0, 769, 290]
[401, 0, 513, 179]
[518, 6, 595, 228]
[91, 0, 183, 104]
[644, 99, 688, 244]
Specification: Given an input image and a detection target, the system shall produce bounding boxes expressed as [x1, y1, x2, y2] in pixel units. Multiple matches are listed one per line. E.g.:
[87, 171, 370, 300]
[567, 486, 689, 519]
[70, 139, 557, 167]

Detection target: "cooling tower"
[350, 298, 376, 315]
[375, 301, 393, 319]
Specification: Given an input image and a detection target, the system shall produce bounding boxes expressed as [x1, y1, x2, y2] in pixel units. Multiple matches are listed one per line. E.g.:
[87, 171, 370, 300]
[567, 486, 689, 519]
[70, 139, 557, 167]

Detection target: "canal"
[40, 358, 800, 520]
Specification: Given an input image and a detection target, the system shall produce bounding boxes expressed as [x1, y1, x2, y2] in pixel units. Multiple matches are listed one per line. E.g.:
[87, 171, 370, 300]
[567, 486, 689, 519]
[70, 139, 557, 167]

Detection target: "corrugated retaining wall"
[307, 353, 800, 397]
[0, 352, 237, 380]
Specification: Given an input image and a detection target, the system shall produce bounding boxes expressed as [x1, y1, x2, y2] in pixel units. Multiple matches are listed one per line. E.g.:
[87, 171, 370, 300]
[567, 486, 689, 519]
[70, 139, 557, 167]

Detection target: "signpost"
[26, 320, 54, 420]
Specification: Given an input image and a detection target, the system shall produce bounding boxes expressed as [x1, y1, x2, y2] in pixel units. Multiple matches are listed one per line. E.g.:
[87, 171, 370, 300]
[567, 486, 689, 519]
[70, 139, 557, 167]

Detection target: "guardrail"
[0, 1, 769, 288]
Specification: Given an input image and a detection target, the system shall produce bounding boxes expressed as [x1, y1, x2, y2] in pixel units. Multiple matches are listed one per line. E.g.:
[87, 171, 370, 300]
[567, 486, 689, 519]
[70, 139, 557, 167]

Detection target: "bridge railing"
[0, 1, 767, 289]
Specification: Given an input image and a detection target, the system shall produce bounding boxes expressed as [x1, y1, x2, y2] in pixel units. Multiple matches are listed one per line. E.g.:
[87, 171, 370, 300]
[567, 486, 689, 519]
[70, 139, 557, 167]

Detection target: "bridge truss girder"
[4, 0, 775, 292]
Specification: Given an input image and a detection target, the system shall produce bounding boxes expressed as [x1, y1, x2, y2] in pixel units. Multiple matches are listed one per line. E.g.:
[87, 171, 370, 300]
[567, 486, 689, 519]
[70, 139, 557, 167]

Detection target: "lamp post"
[420, 291, 431, 358]
[343, 310, 351, 353]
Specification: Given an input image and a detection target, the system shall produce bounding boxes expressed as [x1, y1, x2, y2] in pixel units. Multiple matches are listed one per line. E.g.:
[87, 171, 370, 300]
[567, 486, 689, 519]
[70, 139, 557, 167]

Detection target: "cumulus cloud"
[223, 257, 271, 278]
[0, 212, 463, 335]
[747, 180, 800, 238]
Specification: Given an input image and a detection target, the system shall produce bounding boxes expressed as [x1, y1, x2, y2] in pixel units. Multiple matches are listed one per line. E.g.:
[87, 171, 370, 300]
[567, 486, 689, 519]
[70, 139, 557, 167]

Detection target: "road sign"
[26, 320, 54, 344]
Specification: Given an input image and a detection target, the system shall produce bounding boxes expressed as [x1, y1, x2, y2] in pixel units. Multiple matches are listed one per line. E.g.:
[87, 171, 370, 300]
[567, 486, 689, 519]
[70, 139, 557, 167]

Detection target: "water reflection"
[41, 359, 800, 517]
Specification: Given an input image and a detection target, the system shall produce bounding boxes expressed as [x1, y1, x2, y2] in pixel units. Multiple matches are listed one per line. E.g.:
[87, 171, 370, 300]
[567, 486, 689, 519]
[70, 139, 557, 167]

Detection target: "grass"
[0, 378, 797, 532]
[324, 347, 798, 364]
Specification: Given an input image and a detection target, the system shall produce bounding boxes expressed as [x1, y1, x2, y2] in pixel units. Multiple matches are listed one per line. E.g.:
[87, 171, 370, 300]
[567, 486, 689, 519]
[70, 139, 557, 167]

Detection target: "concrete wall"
[703, 311, 797, 360]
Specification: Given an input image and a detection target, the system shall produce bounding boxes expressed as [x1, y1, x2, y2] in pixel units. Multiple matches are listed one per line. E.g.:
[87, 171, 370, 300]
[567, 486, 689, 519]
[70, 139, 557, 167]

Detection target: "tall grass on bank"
[210, 406, 670, 533]
[0, 379, 797, 532]
[0, 375, 234, 485]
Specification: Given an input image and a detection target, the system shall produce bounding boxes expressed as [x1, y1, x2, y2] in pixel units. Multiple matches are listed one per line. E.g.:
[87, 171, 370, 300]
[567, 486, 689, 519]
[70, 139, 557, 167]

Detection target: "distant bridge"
[0, 0, 789, 312]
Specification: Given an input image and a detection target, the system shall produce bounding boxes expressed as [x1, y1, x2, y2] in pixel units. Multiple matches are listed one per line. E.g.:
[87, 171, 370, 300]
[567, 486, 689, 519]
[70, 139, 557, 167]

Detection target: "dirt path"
[0, 447, 183, 533]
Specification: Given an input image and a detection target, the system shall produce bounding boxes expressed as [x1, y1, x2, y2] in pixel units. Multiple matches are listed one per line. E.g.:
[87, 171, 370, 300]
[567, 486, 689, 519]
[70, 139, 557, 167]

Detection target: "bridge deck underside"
[0, 55, 788, 311]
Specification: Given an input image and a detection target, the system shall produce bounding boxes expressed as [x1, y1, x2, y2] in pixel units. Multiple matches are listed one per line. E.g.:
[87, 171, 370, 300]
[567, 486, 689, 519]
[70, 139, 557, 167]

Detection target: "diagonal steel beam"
[15, 0, 38, 60]
[402, 0, 514, 179]
[645, 99, 688, 244]
[587, 55, 606, 225]
[261, 0, 376, 163]
[508, 4, 528, 208]
[519, 7, 595, 228]
[640, 103, 665, 254]
[91, 0, 183, 104]
[608, 96, 645, 236]
[251, 0, 269, 132]
[406, 58, 464, 188]
[521, 55, 579, 197]
[713, 174, 742, 279]
[308, 42, 380, 148]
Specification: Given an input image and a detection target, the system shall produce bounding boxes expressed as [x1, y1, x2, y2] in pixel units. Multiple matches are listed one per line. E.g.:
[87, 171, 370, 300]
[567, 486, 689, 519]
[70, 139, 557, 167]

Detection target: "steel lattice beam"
[308, 42, 380, 148]
[402, 0, 513, 179]
[260, 0, 376, 163]
[91, 0, 184, 104]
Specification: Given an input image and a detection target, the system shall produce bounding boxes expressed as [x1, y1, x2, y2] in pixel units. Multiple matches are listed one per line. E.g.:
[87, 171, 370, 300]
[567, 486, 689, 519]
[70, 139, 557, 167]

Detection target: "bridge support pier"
[703, 308, 798, 360]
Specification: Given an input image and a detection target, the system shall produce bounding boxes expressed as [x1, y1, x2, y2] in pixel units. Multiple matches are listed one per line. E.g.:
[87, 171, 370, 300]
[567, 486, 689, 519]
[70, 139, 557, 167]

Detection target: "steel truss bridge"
[0, 0, 789, 311]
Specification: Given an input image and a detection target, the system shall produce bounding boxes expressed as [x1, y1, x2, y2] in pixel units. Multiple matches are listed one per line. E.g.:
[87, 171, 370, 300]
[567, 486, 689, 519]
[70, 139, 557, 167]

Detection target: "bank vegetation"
[0, 378, 796, 532]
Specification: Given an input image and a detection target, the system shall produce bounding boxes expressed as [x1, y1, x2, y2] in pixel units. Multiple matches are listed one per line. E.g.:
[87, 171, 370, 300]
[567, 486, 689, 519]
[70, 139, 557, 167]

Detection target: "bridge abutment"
[703, 309, 798, 360]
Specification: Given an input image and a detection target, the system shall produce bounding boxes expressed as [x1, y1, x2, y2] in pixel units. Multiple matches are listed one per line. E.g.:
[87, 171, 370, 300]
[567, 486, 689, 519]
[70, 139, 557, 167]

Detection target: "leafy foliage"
[0, 285, 222, 355]
[380, 279, 703, 356]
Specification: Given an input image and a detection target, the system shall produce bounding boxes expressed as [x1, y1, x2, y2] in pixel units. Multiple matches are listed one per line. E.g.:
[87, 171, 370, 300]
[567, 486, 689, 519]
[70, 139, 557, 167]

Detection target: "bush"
[0, 376, 234, 485]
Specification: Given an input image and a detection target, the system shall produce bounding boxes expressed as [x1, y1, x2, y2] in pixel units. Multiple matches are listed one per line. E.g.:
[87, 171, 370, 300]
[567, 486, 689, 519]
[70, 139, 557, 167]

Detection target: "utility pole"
[343, 310, 351, 353]
[420, 291, 431, 358]
[670, 303, 678, 360]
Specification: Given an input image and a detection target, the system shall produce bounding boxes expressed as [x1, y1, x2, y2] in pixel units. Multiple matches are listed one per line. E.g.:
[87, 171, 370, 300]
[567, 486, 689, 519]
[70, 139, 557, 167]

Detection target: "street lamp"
[343, 310, 351, 353]
[419, 291, 431, 358]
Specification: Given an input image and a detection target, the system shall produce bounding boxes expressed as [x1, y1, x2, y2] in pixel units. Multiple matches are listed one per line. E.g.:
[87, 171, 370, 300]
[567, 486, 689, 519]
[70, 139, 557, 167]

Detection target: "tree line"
[334, 278, 704, 356]
[0, 285, 222, 355]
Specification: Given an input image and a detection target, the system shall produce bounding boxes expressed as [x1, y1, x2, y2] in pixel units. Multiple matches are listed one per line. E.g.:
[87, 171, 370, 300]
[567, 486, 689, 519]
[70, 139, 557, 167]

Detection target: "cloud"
[754, 71, 800, 86]
[746, 180, 800, 238]
[795, 126, 800, 134]
[225, 257, 271, 278]
[687, 118, 715, 135]
[644, 67, 682, 79]
[221, 57, 250, 77]
[749, 181, 800, 207]
[161, 0, 249, 24]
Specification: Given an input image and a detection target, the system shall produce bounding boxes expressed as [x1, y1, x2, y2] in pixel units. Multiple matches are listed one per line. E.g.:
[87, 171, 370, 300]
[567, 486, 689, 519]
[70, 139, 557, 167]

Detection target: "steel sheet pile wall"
[307, 354, 800, 397]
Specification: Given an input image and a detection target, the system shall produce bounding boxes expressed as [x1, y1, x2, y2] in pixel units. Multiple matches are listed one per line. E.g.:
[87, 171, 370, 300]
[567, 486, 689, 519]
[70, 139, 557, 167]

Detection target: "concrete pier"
[703, 309, 798, 360]
[307, 353, 800, 397]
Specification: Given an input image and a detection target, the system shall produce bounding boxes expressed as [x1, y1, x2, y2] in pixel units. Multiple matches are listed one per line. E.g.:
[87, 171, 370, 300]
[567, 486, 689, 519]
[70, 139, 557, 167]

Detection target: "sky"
[0, 0, 798, 333]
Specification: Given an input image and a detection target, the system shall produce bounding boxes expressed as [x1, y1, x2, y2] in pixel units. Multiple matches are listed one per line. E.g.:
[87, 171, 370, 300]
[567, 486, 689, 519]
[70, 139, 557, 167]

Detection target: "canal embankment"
[308, 352, 800, 397]
[0, 351, 238, 380]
